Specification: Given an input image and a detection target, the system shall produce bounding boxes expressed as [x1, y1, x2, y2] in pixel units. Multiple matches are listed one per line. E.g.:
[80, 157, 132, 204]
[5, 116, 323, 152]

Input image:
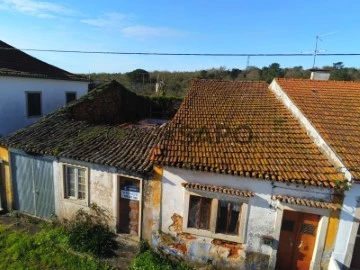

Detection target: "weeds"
[130, 241, 193, 270]
[0, 224, 113, 270]
[65, 203, 118, 258]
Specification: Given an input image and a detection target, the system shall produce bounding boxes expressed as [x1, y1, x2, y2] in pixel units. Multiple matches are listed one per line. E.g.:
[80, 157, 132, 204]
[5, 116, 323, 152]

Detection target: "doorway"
[118, 176, 141, 236]
[276, 210, 320, 270]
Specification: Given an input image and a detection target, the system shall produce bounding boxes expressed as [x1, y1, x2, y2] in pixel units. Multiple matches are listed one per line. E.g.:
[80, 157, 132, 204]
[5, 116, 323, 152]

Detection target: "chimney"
[310, 68, 330, 80]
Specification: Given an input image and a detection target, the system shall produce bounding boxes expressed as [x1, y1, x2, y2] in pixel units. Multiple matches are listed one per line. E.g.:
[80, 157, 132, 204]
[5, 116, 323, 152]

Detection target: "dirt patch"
[107, 234, 139, 269]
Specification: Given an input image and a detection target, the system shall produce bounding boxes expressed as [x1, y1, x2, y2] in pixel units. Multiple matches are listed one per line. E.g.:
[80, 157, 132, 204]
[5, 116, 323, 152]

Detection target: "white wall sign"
[121, 190, 140, 200]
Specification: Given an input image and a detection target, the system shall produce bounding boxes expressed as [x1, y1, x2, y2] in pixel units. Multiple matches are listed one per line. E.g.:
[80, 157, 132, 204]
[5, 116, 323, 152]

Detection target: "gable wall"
[0, 76, 88, 136]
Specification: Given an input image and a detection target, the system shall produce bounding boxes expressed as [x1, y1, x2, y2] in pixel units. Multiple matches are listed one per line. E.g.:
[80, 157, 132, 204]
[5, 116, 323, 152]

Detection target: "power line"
[1, 46, 360, 57]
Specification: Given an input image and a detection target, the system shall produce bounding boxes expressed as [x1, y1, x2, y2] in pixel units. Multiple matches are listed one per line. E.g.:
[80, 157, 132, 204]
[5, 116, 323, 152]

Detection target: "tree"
[230, 68, 242, 81]
[245, 67, 261, 81]
[126, 69, 149, 84]
[261, 63, 285, 82]
[330, 62, 351, 81]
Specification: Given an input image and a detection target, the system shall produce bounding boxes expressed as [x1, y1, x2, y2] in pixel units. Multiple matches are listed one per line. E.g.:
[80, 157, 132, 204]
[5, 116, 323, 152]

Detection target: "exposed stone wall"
[70, 81, 182, 124]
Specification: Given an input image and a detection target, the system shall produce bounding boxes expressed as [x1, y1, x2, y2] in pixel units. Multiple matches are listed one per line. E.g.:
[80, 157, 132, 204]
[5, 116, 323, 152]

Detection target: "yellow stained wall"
[324, 194, 344, 252]
[0, 146, 12, 210]
[152, 166, 162, 207]
[141, 165, 163, 243]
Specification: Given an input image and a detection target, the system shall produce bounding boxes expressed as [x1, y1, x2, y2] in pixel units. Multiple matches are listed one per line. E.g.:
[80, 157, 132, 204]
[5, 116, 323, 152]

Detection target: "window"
[64, 165, 86, 200]
[26, 92, 42, 117]
[66, 92, 77, 104]
[216, 200, 242, 235]
[188, 196, 212, 230]
[184, 192, 248, 243]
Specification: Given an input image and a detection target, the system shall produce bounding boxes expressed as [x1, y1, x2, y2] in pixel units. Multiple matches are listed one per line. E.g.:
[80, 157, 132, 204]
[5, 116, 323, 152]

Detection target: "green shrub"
[130, 250, 193, 270]
[66, 203, 117, 258]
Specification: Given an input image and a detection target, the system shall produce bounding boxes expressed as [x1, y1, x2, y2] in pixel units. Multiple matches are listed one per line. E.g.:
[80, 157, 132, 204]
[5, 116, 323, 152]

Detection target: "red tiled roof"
[152, 79, 344, 187]
[0, 40, 86, 81]
[182, 182, 254, 197]
[275, 78, 360, 180]
[272, 195, 338, 210]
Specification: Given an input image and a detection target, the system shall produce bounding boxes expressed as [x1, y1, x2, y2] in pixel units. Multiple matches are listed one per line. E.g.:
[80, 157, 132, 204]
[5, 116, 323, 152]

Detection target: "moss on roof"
[2, 81, 166, 177]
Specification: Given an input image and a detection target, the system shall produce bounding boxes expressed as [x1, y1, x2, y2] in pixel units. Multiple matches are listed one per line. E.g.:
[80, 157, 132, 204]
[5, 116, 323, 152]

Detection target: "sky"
[1, 0, 360, 74]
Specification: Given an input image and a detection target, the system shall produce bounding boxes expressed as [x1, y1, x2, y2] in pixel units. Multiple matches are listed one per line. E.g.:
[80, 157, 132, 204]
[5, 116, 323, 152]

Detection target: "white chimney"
[310, 68, 330, 80]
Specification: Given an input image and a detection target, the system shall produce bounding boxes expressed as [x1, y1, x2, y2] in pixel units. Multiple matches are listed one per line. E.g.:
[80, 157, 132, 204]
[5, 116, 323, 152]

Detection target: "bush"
[130, 250, 193, 270]
[66, 203, 117, 258]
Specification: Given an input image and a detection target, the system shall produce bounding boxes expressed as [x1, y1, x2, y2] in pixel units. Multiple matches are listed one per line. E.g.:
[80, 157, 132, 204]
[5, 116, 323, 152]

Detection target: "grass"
[0, 224, 113, 270]
[130, 249, 194, 270]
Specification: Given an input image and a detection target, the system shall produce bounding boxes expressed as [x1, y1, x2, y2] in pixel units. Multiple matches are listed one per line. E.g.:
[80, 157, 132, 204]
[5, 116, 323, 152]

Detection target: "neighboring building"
[270, 78, 360, 270]
[0, 81, 166, 238]
[151, 79, 344, 269]
[0, 40, 88, 136]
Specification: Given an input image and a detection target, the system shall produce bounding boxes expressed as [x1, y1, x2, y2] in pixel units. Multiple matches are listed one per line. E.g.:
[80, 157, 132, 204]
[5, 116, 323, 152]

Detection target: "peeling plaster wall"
[54, 158, 117, 229]
[159, 166, 333, 268]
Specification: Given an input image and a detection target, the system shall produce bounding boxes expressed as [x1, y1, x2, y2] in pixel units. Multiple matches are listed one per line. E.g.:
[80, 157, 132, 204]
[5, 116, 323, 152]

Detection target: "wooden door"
[276, 210, 320, 270]
[118, 176, 140, 236]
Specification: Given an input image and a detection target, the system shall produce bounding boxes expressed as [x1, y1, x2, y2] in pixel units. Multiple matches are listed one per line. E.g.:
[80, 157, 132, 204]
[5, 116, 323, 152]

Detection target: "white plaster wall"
[0, 76, 88, 136]
[161, 167, 332, 256]
[329, 184, 360, 270]
[53, 158, 118, 229]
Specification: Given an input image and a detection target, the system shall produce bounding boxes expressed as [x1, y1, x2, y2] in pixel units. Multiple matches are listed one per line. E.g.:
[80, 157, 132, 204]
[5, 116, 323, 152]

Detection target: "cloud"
[121, 25, 185, 38]
[81, 12, 186, 39]
[1, 0, 73, 18]
[80, 12, 129, 28]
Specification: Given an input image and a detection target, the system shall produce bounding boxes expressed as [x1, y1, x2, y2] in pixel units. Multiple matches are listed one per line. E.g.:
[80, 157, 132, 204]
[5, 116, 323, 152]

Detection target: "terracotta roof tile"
[153, 79, 344, 187]
[276, 78, 360, 180]
[182, 182, 254, 197]
[272, 195, 338, 210]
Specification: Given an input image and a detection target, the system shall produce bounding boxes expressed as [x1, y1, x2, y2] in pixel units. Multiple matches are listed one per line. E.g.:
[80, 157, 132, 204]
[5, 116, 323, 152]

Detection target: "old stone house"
[151, 79, 344, 269]
[0, 81, 167, 238]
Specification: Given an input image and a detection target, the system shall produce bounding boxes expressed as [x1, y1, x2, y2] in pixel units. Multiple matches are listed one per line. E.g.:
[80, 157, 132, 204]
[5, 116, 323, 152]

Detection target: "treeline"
[87, 62, 359, 97]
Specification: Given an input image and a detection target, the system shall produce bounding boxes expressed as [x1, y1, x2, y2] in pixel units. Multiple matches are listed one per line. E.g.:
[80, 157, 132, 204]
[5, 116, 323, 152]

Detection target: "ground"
[0, 212, 139, 270]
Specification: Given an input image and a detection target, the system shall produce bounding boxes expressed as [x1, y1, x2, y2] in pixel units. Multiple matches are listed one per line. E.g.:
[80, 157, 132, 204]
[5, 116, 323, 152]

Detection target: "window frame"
[63, 164, 89, 204]
[183, 188, 249, 243]
[65, 91, 77, 104]
[25, 91, 42, 118]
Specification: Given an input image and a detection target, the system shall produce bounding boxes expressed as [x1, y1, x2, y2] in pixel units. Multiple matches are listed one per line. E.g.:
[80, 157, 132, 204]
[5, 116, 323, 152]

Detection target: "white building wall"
[0, 76, 88, 136]
[161, 167, 332, 257]
[329, 184, 360, 270]
[53, 158, 118, 229]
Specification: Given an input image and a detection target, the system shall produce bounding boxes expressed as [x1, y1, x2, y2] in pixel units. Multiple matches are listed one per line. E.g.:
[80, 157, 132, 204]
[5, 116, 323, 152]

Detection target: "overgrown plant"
[66, 203, 117, 258]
